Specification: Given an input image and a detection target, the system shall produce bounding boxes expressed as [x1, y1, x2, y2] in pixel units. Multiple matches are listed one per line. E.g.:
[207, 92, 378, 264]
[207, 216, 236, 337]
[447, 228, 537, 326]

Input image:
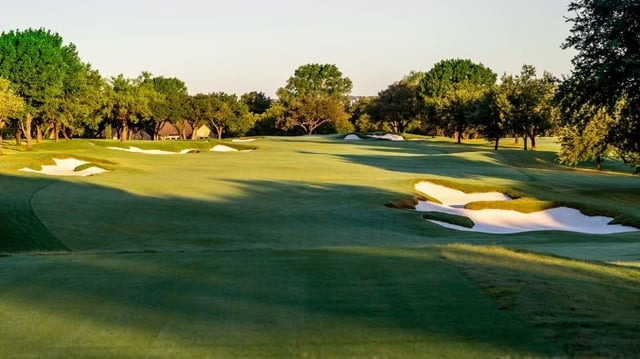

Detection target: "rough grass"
[423, 211, 475, 228]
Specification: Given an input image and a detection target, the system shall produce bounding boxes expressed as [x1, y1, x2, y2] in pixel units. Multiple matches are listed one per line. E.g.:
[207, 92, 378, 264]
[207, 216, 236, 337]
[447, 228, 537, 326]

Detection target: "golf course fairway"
[1, 136, 638, 358]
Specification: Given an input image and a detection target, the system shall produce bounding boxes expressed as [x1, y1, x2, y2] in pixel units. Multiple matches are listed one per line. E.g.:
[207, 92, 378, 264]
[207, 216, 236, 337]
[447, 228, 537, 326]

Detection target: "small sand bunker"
[108, 146, 193, 155]
[368, 133, 404, 141]
[344, 134, 362, 140]
[232, 138, 257, 142]
[414, 181, 638, 234]
[20, 158, 107, 177]
[211, 144, 238, 152]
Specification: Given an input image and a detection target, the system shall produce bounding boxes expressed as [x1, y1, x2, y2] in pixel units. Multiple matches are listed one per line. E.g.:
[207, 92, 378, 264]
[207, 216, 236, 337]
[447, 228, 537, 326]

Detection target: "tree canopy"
[419, 59, 496, 99]
[0, 28, 71, 149]
[557, 0, 640, 162]
[0, 77, 24, 154]
[277, 64, 353, 103]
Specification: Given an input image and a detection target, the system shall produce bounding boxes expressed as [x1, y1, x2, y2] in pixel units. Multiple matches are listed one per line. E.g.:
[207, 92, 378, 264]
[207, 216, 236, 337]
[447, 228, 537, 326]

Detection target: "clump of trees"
[2, 2, 638, 173]
[556, 0, 640, 168]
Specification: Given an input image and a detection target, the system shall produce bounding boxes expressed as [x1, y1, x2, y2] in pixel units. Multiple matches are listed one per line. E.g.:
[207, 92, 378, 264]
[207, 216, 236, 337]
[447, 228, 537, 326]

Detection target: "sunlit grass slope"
[0, 135, 639, 357]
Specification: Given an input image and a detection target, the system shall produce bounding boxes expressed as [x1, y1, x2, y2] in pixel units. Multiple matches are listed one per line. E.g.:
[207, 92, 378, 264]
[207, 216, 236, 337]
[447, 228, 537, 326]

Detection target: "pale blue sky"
[1, 0, 576, 97]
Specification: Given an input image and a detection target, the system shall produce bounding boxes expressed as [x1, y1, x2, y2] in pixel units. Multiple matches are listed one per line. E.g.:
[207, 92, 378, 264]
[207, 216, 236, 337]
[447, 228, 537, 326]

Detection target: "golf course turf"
[0, 135, 639, 357]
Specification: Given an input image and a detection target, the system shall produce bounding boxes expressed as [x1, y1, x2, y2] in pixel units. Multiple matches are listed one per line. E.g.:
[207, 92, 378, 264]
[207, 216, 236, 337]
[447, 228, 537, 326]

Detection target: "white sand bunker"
[414, 181, 638, 234]
[20, 158, 107, 177]
[211, 144, 255, 152]
[108, 146, 193, 155]
[211, 144, 238, 152]
[232, 138, 256, 142]
[344, 134, 362, 140]
[368, 133, 404, 141]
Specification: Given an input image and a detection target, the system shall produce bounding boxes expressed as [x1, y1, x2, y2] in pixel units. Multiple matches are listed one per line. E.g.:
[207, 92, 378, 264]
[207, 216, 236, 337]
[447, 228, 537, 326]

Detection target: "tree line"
[0, 0, 638, 170]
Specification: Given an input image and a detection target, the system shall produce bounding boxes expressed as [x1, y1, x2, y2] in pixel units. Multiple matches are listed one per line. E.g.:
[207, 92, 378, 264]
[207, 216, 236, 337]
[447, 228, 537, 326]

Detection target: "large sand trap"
[414, 181, 638, 234]
[368, 133, 404, 141]
[20, 158, 107, 177]
[108, 146, 193, 155]
[344, 134, 362, 140]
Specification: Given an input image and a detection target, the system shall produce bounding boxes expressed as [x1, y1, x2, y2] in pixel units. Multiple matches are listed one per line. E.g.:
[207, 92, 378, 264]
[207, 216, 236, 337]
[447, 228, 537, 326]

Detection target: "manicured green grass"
[422, 211, 474, 228]
[0, 135, 639, 357]
[441, 244, 640, 357]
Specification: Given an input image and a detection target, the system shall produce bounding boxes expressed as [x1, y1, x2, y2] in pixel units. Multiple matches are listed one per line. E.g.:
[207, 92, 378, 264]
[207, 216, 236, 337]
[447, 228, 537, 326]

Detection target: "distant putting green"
[0, 136, 639, 357]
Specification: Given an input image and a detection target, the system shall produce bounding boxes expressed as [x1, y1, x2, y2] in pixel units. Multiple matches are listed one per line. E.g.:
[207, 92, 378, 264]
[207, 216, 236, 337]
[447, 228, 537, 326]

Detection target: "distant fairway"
[0, 136, 639, 357]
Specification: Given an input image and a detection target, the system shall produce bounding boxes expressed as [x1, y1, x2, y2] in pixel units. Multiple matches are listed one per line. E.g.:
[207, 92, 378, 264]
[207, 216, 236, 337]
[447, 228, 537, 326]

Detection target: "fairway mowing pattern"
[1, 136, 639, 357]
[0, 248, 561, 358]
[0, 177, 68, 252]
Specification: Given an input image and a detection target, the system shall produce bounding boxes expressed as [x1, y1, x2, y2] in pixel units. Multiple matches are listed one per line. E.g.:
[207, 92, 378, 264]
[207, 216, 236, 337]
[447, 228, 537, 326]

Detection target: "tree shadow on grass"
[0, 246, 564, 358]
[1, 173, 638, 357]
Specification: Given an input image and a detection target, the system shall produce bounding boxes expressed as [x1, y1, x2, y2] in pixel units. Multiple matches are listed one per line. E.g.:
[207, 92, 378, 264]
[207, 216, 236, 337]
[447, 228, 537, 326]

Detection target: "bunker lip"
[414, 181, 638, 235]
[108, 146, 193, 155]
[20, 158, 107, 177]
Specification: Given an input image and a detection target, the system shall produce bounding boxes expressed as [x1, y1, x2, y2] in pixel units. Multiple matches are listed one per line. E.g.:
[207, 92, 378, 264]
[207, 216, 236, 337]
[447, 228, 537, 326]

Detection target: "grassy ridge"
[441, 244, 640, 357]
[0, 177, 68, 252]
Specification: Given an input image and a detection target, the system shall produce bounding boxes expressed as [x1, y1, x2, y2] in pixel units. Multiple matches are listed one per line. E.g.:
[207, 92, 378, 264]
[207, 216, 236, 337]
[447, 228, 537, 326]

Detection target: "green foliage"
[108, 73, 158, 142]
[190, 92, 252, 139]
[0, 77, 24, 120]
[419, 59, 497, 141]
[558, 107, 615, 170]
[423, 211, 475, 228]
[501, 65, 558, 150]
[474, 86, 510, 150]
[241, 91, 272, 115]
[276, 63, 353, 103]
[419, 58, 496, 99]
[558, 0, 640, 161]
[277, 95, 348, 135]
[0, 28, 72, 148]
[369, 75, 422, 133]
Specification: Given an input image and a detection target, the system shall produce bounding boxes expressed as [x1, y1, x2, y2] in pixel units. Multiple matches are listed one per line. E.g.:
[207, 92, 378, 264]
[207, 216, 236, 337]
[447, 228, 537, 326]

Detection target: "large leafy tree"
[0, 28, 69, 150]
[278, 95, 348, 135]
[419, 59, 496, 99]
[108, 73, 157, 142]
[557, 0, 640, 164]
[0, 78, 24, 155]
[276, 64, 352, 135]
[419, 59, 496, 140]
[144, 75, 189, 139]
[474, 86, 511, 150]
[369, 74, 423, 133]
[502, 65, 558, 150]
[46, 44, 109, 141]
[558, 106, 616, 170]
[277, 63, 352, 103]
[241, 91, 272, 115]
[194, 92, 252, 140]
[434, 82, 485, 144]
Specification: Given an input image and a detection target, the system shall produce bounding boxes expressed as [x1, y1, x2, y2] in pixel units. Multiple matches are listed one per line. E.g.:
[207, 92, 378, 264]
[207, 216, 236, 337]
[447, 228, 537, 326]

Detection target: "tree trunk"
[36, 124, 43, 143]
[494, 137, 500, 150]
[0, 121, 3, 155]
[530, 134, 536, 149]
[54, 122, 60, 141]
[216, 127, 223, 140]
[24, 113, 33, 151]
[120, 120, 128, 143]
[596, 155, 602, 171]
[514, 134, 519, 144]
[15, 125, 21, 145]
[523, 133, 528, 151]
